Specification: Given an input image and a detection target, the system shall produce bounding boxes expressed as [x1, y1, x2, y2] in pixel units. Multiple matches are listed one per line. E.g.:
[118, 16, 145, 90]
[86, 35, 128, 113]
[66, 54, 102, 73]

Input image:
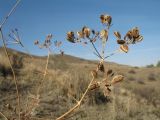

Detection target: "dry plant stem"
[36, 50, 50, 95]
[0, 0, 21, 29]
[56, 77, 95, 120]
[0, 29, 21, 120]
[90, 41, 102, 59]
[0, 112, 8, 120]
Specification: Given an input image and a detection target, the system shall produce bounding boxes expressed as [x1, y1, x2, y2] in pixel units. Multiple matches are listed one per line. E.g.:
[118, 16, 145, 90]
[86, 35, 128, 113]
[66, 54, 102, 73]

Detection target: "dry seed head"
[67, 31, 75, 43]
[117, 40, 126, 44]
[100, 29, 108, 40]
[114, 31, 121, 39]
[120, 44, 129, 53]
[111, 75, 124, 84]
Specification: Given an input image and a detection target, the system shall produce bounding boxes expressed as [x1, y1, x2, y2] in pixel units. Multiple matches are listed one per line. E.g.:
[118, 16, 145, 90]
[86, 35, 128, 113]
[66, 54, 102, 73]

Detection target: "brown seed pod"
[34, 40, 39, 45]
[103, 87, 111, 97]
[97, 62, 105, 72]
[135, 35, 143, 42]
[66, 31, 75, 43]
[89, 81, 100, 90]
[100, 14, 112, 26]
[111, 75, 124, 85]
[82, 26, 90, 38]
[132, 27, 139, 38]
[77, 31, 84, 39]
[124, 30, 133, 40]
[117, 40, 126, 44]
[91, 70, 98, 78]
[120, 44, 129, 53]
[100, 29, 108, 40]
[114, 31, 121, 39]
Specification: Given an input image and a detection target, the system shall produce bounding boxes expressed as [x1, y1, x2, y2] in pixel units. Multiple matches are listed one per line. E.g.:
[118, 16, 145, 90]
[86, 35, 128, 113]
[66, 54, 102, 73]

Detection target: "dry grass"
[1, 48, 160, 120]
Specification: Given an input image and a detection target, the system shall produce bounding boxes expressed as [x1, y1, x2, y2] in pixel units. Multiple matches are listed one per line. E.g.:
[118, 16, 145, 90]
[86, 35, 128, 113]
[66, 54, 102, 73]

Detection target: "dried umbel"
[7, 28, 24, 47]
[34, 34, 62, 53]
[61, 13, 143, 120]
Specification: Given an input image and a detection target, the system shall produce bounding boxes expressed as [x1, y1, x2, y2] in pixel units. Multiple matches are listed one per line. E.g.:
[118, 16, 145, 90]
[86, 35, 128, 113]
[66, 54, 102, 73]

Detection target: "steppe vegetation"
[0, 1, 160, 120]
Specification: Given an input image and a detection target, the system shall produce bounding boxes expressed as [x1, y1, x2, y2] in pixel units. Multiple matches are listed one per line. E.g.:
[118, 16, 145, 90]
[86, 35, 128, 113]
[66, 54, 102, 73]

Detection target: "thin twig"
[56, 76, 95, 120]
[0, 29, 21, 120]
[104, 49, 121, 59]
[0, 112, 8, 120]
[36, 49, 50, 95]
[0, 0, 21, 29]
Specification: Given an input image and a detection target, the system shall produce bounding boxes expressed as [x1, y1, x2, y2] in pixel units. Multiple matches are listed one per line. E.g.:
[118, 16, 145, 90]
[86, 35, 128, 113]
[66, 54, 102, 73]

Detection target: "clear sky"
[0, 0, 160, 66]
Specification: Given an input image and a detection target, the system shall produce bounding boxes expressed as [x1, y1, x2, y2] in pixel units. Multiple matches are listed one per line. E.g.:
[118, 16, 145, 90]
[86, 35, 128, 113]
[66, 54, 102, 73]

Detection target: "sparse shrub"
[128, 69, 136, 74]
[128, 76, 136, 81]
[146, 64, 154, 68]
[156, 61, 160, 67]
[137, 79, 145, 84]
[148, 73, 156, 81]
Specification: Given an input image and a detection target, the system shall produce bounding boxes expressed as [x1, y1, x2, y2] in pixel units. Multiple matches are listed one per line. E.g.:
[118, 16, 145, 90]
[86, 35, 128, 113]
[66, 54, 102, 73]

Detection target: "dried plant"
[21, 34, 63, 118]
[0, 1, 21, 120]
[56, 13, 143, 120]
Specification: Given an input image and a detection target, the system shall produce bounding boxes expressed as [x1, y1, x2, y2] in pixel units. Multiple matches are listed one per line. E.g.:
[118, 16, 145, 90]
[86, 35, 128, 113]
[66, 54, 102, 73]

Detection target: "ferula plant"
[56, 14, 143, 120]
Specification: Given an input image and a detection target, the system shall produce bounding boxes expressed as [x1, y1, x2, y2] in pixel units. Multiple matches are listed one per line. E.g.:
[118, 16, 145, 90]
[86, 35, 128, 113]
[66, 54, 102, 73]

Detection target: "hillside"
[0, 48, 160, 120]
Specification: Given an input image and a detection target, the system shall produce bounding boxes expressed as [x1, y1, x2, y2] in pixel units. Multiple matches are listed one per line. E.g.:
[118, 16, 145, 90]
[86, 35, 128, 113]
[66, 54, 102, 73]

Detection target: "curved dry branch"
[56, 77, 95, 120]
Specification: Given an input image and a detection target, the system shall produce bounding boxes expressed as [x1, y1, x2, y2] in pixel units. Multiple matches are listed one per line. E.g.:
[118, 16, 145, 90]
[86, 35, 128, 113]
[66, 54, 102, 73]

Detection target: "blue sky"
[0, 0, 160, 66]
